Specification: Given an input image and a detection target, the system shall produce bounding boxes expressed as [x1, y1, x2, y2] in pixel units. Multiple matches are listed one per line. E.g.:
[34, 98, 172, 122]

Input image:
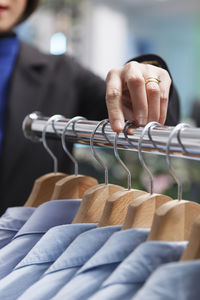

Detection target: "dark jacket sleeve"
[129, 54, 180, 126]
[63, 56, 108, 121]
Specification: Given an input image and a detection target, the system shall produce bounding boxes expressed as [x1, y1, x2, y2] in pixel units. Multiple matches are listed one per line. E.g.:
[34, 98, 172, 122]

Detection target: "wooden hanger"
[98, 125, 148, 227]
[122, 193, 172, 230]
[98, 189, 147, 227]
[73, 120, 123, 223]
[25, 173, 67, 207]
[51, 117, 98, 200]
[122, 122, 173, 230]
[147, 200, 200, 241]
[180, 216, 200, 261]
[147, 123, 200, 241]
[24, 115, 68, 207]
[51, 174, 98, 200]
[73, 183, 123, 223]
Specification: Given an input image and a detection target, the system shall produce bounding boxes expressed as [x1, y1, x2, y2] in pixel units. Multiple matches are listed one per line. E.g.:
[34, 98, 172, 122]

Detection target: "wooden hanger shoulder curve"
[122, 193, 172, 230]
[72, 183, 123, 223]
[98, 188, 147, 227]
[147, 200, 200, 242]
[180, 216, 200, 261]
[50, 174, 98, 200]
[24, 172, 67, 207]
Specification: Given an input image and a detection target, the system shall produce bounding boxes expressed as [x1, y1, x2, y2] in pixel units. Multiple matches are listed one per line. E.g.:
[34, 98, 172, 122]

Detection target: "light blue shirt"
[19, 225, 121, 300]
[0, 199, 81, 279]
[0, 207, 35, 249]
[0, 223, 96, 300]
[89, 241, 187, 300]
[53, 228, 150, 300]
[134, 260, 200, 300]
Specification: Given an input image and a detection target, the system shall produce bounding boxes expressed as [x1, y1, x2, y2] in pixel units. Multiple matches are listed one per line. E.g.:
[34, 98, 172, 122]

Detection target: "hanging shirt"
[0, 199, 81, 279]
[133, 260, 200, 300]
[0, 34, 19, 154]
[0, 206, 35, 249]
[0, 223, 96, 300]
[88, 241, 187, 300]
[18, 225, 121, 300]
[52, 228, 150, 300]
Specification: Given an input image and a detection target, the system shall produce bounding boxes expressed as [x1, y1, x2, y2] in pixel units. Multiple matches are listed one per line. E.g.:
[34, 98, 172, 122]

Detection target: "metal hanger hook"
[114, 121, 132, 190]
[42, 114, 65, 173]
[166, 123, 191, 201]
[90, 119, 109, 185]
[138, 122, 161, 194]
[124, 121, 161, 194]
[51, 115, 66, 138]
[102, 120, 113, 145]
[147, 122, 163, 151]
[61, 116, 87, 176]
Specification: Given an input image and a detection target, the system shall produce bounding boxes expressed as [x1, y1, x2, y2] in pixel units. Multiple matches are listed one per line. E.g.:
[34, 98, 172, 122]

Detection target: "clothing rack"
[23, 112, 200, 161]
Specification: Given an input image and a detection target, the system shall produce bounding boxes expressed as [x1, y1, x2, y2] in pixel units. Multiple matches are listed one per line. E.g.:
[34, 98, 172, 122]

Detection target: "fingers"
[123, 62, 171, 125]
[158, 69, 171, 124]
[145, 80, 160, 123]
[125, 69, 148, 125]
[106, 61, 172, 132]
[106, 69, 124, 132]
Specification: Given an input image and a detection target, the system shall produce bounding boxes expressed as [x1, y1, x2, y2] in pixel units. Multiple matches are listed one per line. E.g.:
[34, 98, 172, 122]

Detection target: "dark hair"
[191, 100, 200, 127]
[18, 0, 40, 24]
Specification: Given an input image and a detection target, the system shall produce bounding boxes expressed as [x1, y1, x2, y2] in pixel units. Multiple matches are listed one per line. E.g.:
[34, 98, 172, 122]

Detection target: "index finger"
[158, 69, 171, 124]
[106, 70, 124, 132]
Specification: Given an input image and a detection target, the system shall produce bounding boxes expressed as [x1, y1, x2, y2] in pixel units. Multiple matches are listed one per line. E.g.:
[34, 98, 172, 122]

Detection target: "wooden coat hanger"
[98, 123, 147, 227]
[147, 123, 200, 241]
[180, 216, 200, 261]
[51, 117, 98, 201]
[24, 115, 68, 207]
[73, 120, 123, 224]
[122, 122, 172, 230]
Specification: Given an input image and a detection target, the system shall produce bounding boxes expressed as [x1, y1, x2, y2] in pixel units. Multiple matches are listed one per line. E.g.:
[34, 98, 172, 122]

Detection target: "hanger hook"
[147, 123, 163, 151]
[42, 114, 65, 173]
[114, 121, 132, 190]
[51, 115, 66, 138]
[138, 122, 161, 194]
[124, 121, 161, 194]
[90, 119, 109, 185]
[102, 121, 113, 145]
[177, 125, 191, 154]
[61, 116, 87, 176]
[166, 123, 191, 201]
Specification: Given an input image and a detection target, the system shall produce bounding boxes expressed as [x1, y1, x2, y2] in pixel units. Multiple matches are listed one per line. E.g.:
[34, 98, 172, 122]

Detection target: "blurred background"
[17, 0, 200, 201]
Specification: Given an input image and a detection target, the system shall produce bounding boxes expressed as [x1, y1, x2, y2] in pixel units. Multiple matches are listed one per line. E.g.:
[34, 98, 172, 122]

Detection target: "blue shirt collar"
[47, 225, 121, 273]
[0, 207, 35, 231]
[15, 223, 97, 268]
[104, 241, 188, 286]
[78, 228, 150, 274]
[14, 200, 81, 238]
[133, 260, 200, 300]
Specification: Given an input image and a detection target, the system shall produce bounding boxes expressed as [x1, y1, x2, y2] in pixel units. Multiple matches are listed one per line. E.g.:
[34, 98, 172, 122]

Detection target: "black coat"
[0, 42, 179, 215]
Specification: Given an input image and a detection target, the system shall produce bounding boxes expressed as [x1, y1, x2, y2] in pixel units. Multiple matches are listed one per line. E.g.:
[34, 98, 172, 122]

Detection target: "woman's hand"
[106, 61, 172, 132]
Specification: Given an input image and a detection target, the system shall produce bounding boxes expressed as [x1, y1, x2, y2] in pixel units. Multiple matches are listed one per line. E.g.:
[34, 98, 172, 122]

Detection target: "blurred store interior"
[16, 0, 200, 201]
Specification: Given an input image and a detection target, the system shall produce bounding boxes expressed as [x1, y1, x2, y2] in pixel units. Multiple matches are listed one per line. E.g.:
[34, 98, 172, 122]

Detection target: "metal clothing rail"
[23, 112, 200, 161]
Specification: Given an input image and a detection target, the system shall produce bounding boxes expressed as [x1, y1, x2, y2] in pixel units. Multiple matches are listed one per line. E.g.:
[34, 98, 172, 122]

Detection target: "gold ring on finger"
[145, 77, 161, 85]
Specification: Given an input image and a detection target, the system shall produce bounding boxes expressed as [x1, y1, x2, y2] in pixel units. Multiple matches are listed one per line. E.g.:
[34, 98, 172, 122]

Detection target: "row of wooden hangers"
[24, 115, 200, 262]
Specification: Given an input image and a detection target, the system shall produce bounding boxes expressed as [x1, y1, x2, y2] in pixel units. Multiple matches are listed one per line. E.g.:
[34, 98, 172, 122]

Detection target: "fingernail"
[127, 128, 134, 135]
[113, 120, 124, 132]
[137, 117, 147, 126]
